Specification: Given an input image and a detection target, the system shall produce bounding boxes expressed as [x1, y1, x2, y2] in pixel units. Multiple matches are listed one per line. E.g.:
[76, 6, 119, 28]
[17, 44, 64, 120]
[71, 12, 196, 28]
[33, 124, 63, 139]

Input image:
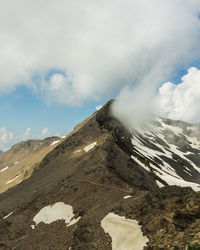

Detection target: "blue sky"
[0, 84, 107, 150]
[0, 85, 103, 135]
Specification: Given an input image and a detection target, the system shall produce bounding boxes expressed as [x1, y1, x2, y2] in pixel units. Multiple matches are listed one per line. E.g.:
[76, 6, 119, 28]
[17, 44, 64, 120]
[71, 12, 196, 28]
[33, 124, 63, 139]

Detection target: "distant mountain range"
[0, 100, 200, 249]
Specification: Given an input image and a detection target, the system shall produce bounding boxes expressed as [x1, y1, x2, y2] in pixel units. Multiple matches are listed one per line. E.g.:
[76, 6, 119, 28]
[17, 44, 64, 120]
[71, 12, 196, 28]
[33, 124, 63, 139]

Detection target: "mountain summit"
[0, 100, 200, 249]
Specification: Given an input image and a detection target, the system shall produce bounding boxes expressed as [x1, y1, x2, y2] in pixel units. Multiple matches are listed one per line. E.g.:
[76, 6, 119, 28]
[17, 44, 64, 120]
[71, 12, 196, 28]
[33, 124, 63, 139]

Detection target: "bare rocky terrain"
[0, 100, 200, 249]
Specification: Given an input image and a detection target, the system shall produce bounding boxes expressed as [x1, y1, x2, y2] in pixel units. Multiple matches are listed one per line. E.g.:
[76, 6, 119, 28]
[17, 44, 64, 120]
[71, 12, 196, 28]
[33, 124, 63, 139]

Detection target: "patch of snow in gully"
[74, 149, 82, 154]
[156, 171, 200, 191]
[84, 142, 97, 152]
[123, 195, 132, 199]
[131, 156, 150, 172]
[33, 202, 81, 227]
[156, 180, 165, 188]
[50, 140, 60, 146]
[101, 213, 149, 250]
[0, 166, 8, 172]
[6, 175, 21, 184]
[3, 212, 13, 219]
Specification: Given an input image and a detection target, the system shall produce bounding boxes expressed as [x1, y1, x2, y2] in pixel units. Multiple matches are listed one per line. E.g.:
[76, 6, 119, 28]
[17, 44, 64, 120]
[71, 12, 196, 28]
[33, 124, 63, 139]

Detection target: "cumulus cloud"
[42, 128, 50, 136]
[22, 128, 32, 139]
[0, 0, 200, 109]
[0, 127, 14, 150]
[96, 105, 102, 111]
[156, 67, 200, 123]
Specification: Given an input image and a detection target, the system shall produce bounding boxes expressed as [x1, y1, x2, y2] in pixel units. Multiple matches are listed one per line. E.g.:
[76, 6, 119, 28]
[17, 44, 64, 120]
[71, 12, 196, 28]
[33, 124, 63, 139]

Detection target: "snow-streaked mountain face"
[130, 117, 200, 191]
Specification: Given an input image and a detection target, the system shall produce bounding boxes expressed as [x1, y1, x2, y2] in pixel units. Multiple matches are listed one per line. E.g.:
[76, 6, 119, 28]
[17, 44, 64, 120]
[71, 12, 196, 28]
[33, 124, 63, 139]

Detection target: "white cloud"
[96, 105, 102, 111]
[22, 128, 32, 139]
[0, 127, 14, 150]
[156, 67, 200, 123]
[42, 128, 50, 136]
[0, 0, 200, 110]
[0, 127, 16, 151]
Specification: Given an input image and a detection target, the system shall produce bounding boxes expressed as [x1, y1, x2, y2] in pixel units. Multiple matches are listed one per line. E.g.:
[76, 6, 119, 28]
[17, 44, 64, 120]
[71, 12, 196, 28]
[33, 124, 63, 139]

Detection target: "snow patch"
[33, 202, 81, 227]
[84, 142, 97, 152]
[74, 149, 82, 154]
[50, 140, 60, 146]
[3, 212, 13, 219]
[31, 225, 35, 229]
[0, 166, 8, 172]
[67, 216, 81, 227]
[6, 175, 21, 184]
[156, 180, 165, 188]
[123, 195, 132, 199]
[131, 155, 150, 172]
[13, 161, 18, 165]
[156, 172, 200, 191]
[101, 213, 149, 250]
[96, 105, 102, 111]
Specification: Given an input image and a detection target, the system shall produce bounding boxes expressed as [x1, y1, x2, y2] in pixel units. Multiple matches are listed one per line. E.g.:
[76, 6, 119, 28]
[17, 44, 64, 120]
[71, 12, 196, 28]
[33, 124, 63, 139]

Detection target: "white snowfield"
[131, 118, 200, 191]
[101, 213, 149, 250]
[50, 140, 60, 146]
[6, 175, 21, 184]
[84, 142, 97, 152]
[33, 202, 81, 228]
[0, 166, 8, 172]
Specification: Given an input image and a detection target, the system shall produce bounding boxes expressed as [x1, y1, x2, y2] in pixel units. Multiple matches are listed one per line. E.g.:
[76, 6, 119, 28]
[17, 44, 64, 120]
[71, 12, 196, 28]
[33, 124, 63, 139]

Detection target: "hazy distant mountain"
[0, 100, 200, 249]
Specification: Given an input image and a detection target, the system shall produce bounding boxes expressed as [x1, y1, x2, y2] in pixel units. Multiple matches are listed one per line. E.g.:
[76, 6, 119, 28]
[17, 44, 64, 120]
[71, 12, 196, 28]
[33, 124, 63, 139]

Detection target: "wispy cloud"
[42, 128, 50, 136]
[0, 127, 14, 150]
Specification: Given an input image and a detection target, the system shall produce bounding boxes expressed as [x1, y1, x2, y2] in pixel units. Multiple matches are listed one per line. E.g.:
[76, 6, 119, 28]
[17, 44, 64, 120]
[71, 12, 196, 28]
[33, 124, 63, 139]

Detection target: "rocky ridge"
[0, 100, 199, 249]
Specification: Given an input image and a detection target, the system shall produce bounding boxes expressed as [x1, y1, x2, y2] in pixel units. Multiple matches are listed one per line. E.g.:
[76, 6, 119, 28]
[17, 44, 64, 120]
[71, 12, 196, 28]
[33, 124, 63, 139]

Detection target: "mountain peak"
[0, 100, 200, 249]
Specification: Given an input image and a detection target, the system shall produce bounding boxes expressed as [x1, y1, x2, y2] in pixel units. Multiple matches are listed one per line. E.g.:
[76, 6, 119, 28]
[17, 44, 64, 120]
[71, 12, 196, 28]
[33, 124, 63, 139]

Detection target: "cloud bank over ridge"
[1, 0, 200, 122]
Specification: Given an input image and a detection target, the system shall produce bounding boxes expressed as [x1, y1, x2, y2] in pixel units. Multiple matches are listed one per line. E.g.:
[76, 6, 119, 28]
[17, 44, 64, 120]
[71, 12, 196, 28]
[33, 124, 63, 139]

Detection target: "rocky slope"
[0, 100, 200, 249]
[0, 136, 65, 193]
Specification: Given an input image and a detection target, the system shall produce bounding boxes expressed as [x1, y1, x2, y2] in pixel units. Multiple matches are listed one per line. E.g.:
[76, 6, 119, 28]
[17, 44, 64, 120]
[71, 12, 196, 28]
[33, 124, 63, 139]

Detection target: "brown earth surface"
[0, 100, 199, 249]
[0, 136, 64, 193]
